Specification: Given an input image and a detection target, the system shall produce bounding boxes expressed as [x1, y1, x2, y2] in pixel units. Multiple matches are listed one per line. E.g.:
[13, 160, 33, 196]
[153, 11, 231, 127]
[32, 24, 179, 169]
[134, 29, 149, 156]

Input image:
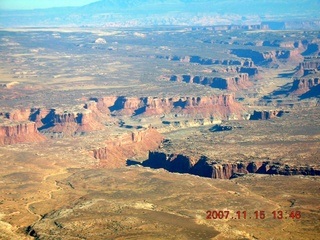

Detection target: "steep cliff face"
[256, 40, 305, 49]
[93, 127, 164, 167]
[29, 108, 52, 128]
[4, 109, 31, 121]
[95, 95, 246, 119]
[1, 91, 246, 140]
[290, 77, 319, 96]
[90, 96, 118, 113]
[3, 104, 106, 138]
[231, 49, 303, 65]
[299, 60, 320, 70]
[38, 108, 105, 135]
[0, 121, 46, 145]
[249, 110, 284, 120]
[214, 66, 259, 77]
[237, 67, 259, 77]
[143, 152, 320, 179]
[168, 73, 252, 91]
[155, 54, 255, 67]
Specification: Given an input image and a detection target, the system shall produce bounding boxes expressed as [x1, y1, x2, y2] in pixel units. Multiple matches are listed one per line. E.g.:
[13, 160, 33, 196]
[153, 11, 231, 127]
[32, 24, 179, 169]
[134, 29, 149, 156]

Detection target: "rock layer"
[167, 73, 252, 91]
[92, 94, 246, 119]
[143, 152, 320, 179]
[291, 77, 319, 95]
[93, 127, 164, 167]
[153, 54, 255, 67]
[1, 93, 246, 141]
[230, 49, 302, 65]
[0, 121, 46, 145]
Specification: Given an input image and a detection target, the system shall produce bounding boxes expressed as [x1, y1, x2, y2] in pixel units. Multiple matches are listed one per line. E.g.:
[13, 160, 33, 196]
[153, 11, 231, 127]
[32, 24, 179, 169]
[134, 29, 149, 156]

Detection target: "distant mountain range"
[1, 0, 320, 27]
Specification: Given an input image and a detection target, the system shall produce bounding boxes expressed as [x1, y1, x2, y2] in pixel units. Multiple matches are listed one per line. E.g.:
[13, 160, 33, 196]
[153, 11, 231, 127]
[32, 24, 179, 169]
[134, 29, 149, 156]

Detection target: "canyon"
[0, 93, 246, 144]
[0, 23, 319, 240]
[143, 151, 320, 179]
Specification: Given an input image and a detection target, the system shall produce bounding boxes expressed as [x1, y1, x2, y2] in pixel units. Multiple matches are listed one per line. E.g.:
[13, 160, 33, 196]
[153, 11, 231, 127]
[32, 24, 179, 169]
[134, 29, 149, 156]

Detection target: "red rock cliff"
[41, 108, 104, 135]
[93, 127, 164, 168]
[97, 95, 246, 119]
[0, 121, 46, 145]
[4, 109, 31, 121]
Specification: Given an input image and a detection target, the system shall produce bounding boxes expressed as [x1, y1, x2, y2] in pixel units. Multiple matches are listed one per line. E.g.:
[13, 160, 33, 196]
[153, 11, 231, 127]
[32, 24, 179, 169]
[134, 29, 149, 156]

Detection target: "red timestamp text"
[206, 210, 301, 220]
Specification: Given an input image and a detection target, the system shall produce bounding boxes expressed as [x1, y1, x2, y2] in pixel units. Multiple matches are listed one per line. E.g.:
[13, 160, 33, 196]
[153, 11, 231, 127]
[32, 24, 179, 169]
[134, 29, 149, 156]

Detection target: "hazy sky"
[0, 0, 98, 10]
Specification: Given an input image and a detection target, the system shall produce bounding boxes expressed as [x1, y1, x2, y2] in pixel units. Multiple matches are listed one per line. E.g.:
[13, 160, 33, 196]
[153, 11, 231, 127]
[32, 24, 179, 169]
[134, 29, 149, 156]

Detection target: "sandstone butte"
[0, 121, 46, 145]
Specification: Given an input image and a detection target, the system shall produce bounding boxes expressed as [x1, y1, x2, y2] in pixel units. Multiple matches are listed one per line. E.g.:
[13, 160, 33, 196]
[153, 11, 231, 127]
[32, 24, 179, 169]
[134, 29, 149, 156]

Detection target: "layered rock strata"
[214, 66, 259, 77]
[92, 95, 246, 119]
[1, 93, 246, 142]
[93, 127, 164, 167]
[167, 74, 252, 91]
[143, 152, 320, 179]
[230, 49, 302, 65]
[290, 77, 319, 95]
[0, 120, 46, 145]
[37, 108, 105, 136]
[154, 55, 255, 67]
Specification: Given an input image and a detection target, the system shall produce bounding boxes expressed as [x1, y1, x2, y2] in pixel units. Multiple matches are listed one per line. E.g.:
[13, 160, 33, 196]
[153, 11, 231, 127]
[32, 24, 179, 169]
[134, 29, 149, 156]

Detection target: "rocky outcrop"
[3, 109, 31, 121]
[92, 95, 246, 119]
[299, 60, 320, 70]
[290, 77, 320, 98]
[89, 96, 118, 113]
[291, 77, 319, 93]
[29, 108, 53, 128]
[1, 92, 246, 140]
[255, 40, 305, 49]
[2, 102, 106, 137]
[33, 106, 105, 136]
[153, 54, 255, 67]
[0, 121, 46, 145]
[218, 66, 258, 77]
[93, 127, 164, 167]
[211, 65, 259, 78]
[249, 110, 285, 120]
[294, 58, 320, 77]
[142, 152, 320, 179]
[143, 152, 252, 179]
[167, 73, 252, 91]
[230, 49, 302, 65]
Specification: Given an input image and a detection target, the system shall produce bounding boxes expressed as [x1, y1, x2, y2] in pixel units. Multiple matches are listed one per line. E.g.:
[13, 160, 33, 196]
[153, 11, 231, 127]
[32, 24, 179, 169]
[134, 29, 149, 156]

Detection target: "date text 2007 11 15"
[206, 210, 301, 220]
